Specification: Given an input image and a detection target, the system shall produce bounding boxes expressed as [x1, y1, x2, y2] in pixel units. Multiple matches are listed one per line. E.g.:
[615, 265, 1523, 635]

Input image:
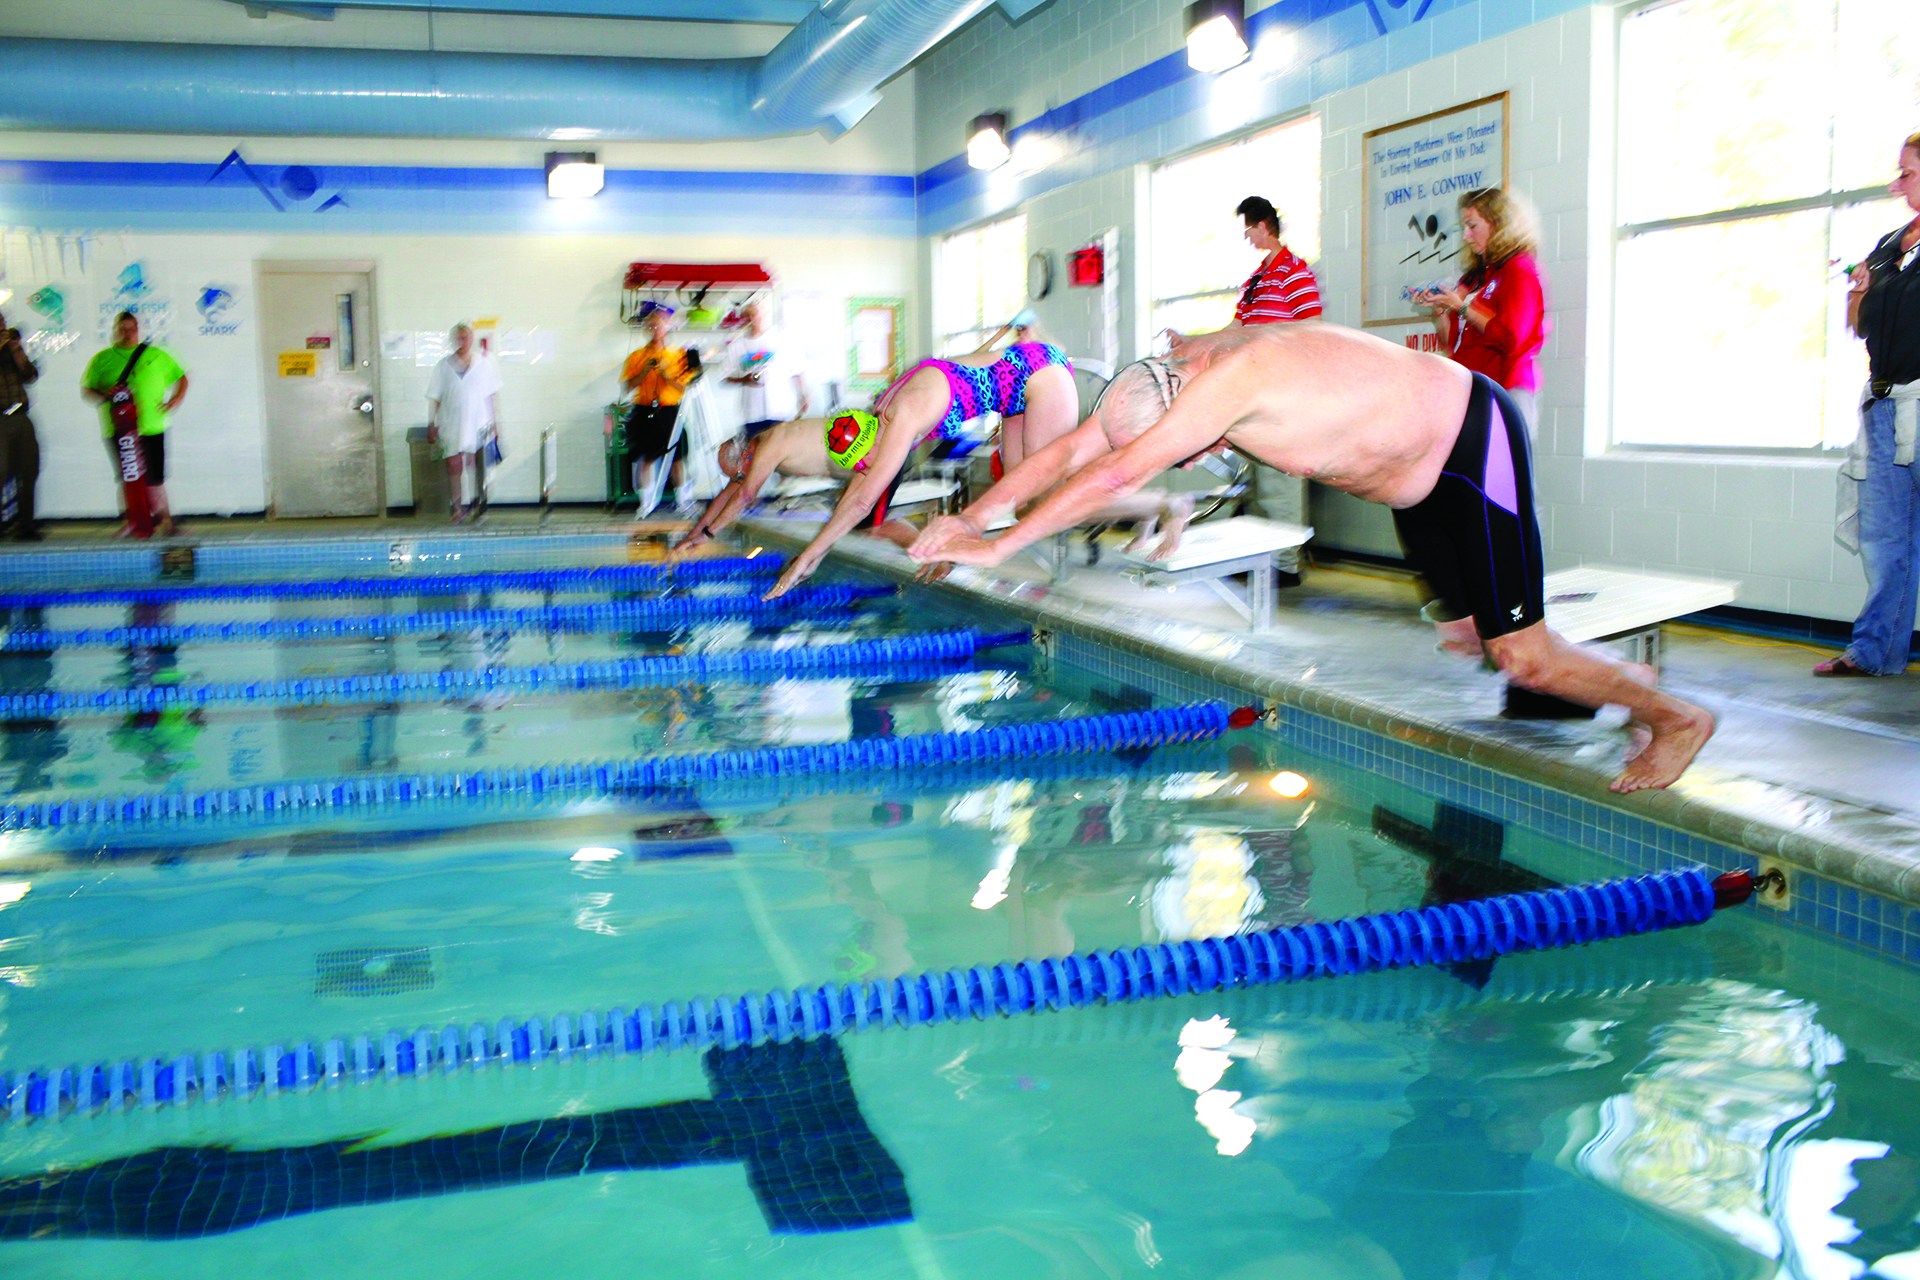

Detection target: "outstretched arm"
[763, 417, 921, 599]
[908, 416, 1112, 562]
[919, 361, 1242, 568]
[669, 442, 783, 557]
[667, 479, 745, 558]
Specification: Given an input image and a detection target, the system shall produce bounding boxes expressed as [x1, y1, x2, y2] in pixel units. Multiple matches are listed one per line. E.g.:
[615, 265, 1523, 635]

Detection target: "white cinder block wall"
[911, 0, 1873, 626]
[0, 72, 918, 519]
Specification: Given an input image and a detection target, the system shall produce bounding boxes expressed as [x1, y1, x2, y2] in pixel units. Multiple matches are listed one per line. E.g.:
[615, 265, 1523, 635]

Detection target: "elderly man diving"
[909, 324, 1715, 793]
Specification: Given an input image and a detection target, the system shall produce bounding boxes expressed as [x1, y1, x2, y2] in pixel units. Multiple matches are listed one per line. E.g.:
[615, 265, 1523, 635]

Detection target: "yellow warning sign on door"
[278, 352, 318, 377]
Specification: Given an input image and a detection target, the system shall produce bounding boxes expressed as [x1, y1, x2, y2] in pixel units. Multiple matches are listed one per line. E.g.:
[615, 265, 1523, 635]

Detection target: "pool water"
[0, 547, 1916, 1280]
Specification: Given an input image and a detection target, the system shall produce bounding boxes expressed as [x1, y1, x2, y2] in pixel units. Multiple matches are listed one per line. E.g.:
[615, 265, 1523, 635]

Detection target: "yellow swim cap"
[825, 410, 880, 471]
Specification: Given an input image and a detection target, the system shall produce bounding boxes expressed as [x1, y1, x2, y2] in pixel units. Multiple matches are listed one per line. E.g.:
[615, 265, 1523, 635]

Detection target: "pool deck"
[4, 508, 1918, 909]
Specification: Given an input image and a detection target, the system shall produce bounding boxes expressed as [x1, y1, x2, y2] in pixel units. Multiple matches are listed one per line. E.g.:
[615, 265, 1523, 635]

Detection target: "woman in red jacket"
[1417, 187, 1550, 432]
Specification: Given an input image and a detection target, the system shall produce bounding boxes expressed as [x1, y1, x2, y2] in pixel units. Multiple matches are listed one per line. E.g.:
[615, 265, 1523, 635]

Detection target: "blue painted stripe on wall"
[916, 0, 1594, 234]
[0, 160, 910, 198]
[0, 159, 915, 238]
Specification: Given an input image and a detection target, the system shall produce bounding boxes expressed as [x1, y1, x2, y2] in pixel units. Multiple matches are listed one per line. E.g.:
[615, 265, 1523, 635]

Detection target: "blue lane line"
[0, 556, 784, 608]
[0, 867, 1720, 1120]
[0, 583, 895, 651]
[0, 702, 1230, 834]
[0, 629, 1020, 716]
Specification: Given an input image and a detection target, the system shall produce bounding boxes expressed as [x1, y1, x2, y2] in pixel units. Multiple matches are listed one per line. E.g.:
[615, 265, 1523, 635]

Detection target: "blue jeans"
[1846, 396, 1920, 675]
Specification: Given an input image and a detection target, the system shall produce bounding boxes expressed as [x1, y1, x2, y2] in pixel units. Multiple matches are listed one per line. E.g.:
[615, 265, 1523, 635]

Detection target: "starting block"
[1505, 565, 1738, 719]
[1542, 565, 1738, 669]
[1116, 516, 1314, 632]
[765, 476, 961, 516]
[890, 478, 962, 514]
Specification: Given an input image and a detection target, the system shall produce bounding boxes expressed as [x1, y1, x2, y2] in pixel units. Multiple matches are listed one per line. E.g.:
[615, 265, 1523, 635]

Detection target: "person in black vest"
[0, 312, 41, 541]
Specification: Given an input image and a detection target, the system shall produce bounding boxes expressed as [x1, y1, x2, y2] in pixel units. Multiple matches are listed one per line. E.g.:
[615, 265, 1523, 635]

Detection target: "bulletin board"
[846, 297, 905, 395]
[1361, 93, 1509, 327]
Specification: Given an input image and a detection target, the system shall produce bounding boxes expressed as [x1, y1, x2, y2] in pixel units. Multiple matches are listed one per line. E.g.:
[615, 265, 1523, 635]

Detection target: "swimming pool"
[0, 532, 1916, 1280]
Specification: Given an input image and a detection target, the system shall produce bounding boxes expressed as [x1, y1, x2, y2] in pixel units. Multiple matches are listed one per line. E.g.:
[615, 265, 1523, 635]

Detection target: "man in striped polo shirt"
[1231, 196, 1320, 584]
[1232, 196, 1322, 327]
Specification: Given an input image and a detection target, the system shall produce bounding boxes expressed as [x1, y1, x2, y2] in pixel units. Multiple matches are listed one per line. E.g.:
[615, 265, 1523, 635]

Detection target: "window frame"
[1144, 110, 1322, 343]
[934, 211, 1028, 358]
[1608, 0, 1913, 456]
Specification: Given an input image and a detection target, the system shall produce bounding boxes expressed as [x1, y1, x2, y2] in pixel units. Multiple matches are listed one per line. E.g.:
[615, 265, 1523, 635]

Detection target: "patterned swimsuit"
[882, 343, 1072, 440]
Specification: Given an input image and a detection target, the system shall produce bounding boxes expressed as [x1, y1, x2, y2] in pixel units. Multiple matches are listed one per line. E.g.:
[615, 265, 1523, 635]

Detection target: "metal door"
[258, 266, 382, 517]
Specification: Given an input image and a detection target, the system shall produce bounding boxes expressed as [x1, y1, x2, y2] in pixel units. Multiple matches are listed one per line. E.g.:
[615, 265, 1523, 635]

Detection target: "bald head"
[1096, 357, 1186, 446]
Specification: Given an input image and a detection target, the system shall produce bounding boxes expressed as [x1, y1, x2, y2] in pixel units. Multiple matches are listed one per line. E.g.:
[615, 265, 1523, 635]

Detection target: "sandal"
[1813, 655, 1877, 677]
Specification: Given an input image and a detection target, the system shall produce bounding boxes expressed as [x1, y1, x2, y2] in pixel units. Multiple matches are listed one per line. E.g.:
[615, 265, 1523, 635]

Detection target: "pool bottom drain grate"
[314, 948, 435, 999]
[0, 866, 1757, 1121]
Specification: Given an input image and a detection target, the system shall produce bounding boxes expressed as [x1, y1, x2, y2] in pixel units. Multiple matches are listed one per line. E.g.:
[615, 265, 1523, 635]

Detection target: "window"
[1150, 116, 1321, 338]
[1614, 0, 1918, 451]
[936, 214, 1027, 356]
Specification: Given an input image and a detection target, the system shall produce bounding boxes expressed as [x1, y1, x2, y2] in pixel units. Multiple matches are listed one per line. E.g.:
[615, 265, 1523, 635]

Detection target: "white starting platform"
[765, 476, 961, 515]
[764, 475, 837, 508]
[1542, 565, 1738, 668]
[891, 478, 962, 514]
[1116, 516, 1314, 632]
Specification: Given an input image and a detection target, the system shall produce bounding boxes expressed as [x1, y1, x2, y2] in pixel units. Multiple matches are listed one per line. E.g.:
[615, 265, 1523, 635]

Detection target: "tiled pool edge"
[748, 523, 1920, 973]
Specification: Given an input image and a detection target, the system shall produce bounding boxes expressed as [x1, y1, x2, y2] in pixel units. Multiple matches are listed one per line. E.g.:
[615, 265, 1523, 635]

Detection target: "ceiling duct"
[0, 0, 995, 141]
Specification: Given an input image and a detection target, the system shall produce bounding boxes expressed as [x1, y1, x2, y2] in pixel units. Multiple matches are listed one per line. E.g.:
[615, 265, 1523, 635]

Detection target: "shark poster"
[1362, 94, 1509, 328]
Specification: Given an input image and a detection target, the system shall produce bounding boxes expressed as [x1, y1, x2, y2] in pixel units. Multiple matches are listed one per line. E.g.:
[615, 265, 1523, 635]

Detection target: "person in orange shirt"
[619, 303, 697, 513]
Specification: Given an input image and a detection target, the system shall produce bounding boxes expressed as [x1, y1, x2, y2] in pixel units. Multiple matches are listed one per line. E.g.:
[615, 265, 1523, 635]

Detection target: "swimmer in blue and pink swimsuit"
[768, 334, 1080, 602]
[875, 342, 1074, 444]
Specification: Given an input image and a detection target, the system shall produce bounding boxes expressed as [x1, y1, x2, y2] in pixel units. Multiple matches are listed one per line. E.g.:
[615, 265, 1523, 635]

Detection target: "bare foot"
[1610, 702, 1714, 792]
[1434, 615, 1484, 660]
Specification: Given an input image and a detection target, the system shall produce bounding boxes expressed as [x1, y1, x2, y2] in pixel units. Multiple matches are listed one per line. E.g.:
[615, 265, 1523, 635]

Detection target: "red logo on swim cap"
[828, 414, 861, 454]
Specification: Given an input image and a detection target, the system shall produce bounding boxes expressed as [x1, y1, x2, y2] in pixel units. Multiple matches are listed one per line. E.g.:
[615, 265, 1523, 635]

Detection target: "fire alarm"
[1068, 245, 1105, 287]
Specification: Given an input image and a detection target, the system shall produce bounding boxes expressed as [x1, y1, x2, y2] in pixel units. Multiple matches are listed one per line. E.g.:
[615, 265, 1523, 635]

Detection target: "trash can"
[407, 426, 450, 519]
[604, 404, 638, 511]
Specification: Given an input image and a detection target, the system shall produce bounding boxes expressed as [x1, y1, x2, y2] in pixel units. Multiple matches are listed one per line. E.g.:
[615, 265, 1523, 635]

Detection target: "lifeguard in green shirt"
[81, 311, 188, 538]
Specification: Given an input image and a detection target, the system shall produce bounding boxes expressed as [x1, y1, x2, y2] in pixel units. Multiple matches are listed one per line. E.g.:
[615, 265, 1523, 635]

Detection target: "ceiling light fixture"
[1185, 0, 1250, 73]
[545, 150, 604, 199]
[967, 113, 1011, 171]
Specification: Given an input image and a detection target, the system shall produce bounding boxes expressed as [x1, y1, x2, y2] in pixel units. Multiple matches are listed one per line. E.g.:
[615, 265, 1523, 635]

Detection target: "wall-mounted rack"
[621, 262, 773, 332]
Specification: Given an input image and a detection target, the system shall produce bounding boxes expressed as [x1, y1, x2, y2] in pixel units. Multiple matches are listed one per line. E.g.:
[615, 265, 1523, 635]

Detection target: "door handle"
[352, 395, 375, 416]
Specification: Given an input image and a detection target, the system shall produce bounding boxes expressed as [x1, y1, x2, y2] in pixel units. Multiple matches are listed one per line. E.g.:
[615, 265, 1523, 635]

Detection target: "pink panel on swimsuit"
[1482, 401, 1521, 516]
